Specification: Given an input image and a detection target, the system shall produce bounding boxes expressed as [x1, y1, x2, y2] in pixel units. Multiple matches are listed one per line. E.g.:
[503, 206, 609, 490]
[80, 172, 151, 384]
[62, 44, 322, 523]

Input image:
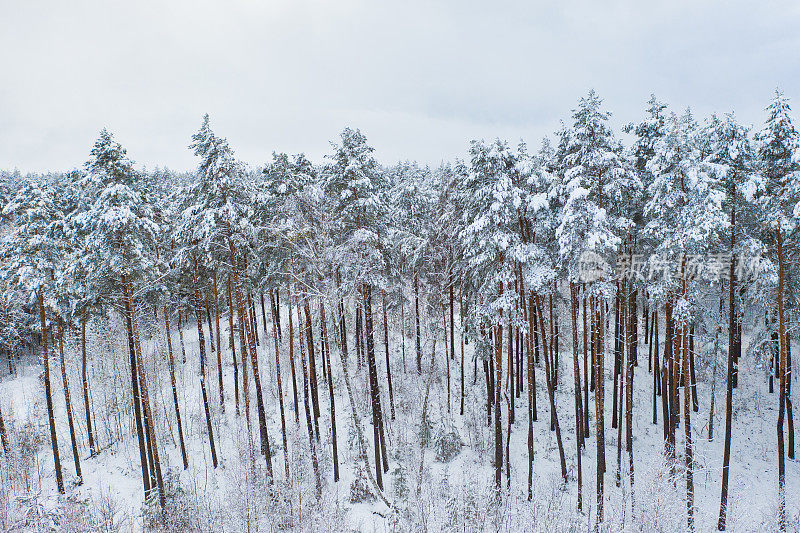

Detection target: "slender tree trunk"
[594, 292, 606, 527]
[626, 280, 636, 508]
[227, 278, 239, 415]
[81, 320, 96, 457]
[38, 291, 64, 494]
[303, 299, 321, 439]
[460, 287, 466, 416]
[0, 403, 7, 455]
[177, 307, 187, 364]
[287, 286, 299, 424]
[35, 290, 67, 497]
[57, 317, 82, 483]
[270, 289, 290, 481]
[120, 289, 148, 498]
[583, 290, 589, 438]
[653, 311, 660, 425]
[191, 260, 218, 469]
[777, 229, 787, 532]
[319, 299, 339, 481]
[526, 291, 536, 500]
[537, 293, 567, 481]
[213, 273, 224, 413]
[383, 292, 395, 420]
[494, 285, 503, 492]
[570, 283, 583, 511]
[124, 279, 165, 508]
[164, 308, 188, 469]
[415, 273, 422, 374]
[206, 295, 215, 353]
[718, 204, 736, 532]
[363, 284, 389, 487]
[613, 287, 621, 430]
[296, 297, 322, 498]
[786, 332, 794, 459]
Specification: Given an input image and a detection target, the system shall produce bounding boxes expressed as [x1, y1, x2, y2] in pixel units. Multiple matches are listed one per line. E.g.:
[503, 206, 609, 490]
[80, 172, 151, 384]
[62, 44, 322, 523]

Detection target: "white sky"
[2, 0, 799, 173]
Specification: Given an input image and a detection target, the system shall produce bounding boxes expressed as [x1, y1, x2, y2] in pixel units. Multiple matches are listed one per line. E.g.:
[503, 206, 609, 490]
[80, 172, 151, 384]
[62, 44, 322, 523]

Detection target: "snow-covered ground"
[0, 306, 798, 532]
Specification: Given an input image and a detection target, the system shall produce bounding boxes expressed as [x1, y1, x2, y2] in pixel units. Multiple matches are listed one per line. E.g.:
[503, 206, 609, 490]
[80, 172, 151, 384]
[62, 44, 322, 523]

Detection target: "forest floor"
[0, 309, 798, 532]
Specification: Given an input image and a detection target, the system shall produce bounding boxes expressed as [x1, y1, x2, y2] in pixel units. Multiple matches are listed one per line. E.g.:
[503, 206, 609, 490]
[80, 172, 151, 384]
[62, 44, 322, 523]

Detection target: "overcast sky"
[2, 0, 799, 174]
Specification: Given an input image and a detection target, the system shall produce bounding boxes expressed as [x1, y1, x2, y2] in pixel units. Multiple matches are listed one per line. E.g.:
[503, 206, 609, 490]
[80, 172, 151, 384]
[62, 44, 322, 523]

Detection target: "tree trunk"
[213, 273, 224, 413]
[39, 291, 64, 494]
[124, 278, 165, 508]
[81, 320, 96, 457]
[582, 290, 589, 438]
[626, 280, 636, 507]
[57, 316, 82, 484]
[296, 296, 322, 498]
[570, 283, 583, 511]
[536, 293, 567, 481]
[191, 260, 218, 469]
[415, 273, 422, 374]
[786, 332, 794, 459]
[287, 286, 299, 424]
[303, 299, 321, 438]
[227, 278, 240, 415]
[363, 284, 389, 487]
[383, 292, 395, 420]
[270, 288, 290, 481]
[319, 299, 339, 481]
[120, 288, 148, 498]
[776, 229, 787, 532]
[494, 286, 503, 492]
[718, 201, 737, 533]
[0, 403, 8, 455]
[164, 308, 188, 469]
[177, 307, 187, 364]
[205, 295, 215, 354]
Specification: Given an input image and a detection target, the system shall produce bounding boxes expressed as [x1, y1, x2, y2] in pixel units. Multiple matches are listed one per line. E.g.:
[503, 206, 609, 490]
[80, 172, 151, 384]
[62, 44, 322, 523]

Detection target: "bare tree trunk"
[787, 332, 794, 459]
[319, 299, 339, 482]
[776, 229, 787, 532]
[570, 283, 583, 511]
[536, 293, 567, 481]
[270, 288, 290, 481]
[303, 299, 321, 439]
[177, 307, 187, 364]
[415, 273, 422, 374]
[288, 285, 299, 424]
[0, 403, 8, 455]
[363, 284, 389, 482]
[383, 292, 395, 420]
[626, 280, 636, 508]
[38, 290, 64, 494]
[494, 284, 503, 492]
[227, 278, 239, 415]
[191, 260, 219, 469]
[213, 273, 224, 413]
[57, 317, 82, 484]
[296, 296, 322, 498]
[120, 289, 148, 498]
[124, 278, 165, 508]
[81, 320, 96, 457]
[164, 308, 188, 469]
[582, 290, 589, 438]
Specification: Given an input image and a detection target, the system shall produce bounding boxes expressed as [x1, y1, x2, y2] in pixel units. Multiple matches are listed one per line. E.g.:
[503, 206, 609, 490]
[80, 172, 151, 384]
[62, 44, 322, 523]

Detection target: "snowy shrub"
[433, 421, 463, 463]
[349, 462, 375, 503]
[391, 464, 409, 502]
[143, 469, 199, 532]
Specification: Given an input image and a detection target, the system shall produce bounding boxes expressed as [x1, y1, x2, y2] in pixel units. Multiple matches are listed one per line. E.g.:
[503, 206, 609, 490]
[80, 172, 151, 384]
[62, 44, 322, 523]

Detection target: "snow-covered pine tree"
[753, 90, 800, 532]
[74, 129, 165, 507]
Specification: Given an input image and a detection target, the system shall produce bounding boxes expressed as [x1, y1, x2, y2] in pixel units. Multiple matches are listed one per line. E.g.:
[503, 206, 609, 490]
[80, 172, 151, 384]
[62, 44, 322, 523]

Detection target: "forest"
[0, 89, 798, 532]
